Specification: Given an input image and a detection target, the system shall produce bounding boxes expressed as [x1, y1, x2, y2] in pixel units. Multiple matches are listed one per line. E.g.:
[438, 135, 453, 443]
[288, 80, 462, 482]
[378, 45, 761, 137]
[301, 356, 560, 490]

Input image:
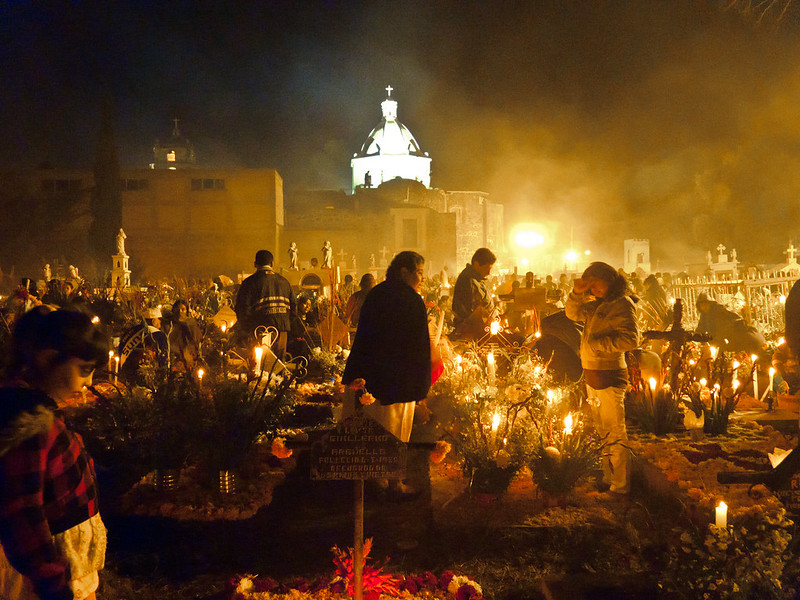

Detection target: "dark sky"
[3, 1, 800, 269]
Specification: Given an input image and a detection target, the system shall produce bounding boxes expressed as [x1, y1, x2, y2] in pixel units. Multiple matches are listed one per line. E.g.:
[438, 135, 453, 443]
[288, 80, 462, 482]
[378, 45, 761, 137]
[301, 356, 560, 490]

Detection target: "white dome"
[351, 86, 431, 192]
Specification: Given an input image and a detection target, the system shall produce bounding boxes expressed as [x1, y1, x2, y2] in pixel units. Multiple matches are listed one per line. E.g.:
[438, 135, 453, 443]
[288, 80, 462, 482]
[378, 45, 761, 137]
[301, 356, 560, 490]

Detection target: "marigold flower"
[360, 392, 376, 406]
[349, 378, 366, 390]
[430, 441, 452, 464]
[271, 437, 293, 459]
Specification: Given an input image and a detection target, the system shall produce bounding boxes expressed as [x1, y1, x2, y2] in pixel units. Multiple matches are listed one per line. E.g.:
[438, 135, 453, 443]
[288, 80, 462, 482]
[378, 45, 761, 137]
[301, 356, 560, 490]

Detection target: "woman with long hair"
[0, 307, 108, 600]
[566, 262, 639, 495]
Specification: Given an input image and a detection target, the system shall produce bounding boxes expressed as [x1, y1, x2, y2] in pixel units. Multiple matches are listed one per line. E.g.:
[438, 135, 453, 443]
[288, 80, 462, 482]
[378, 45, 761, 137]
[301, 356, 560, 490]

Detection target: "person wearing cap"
[234, 250, 295, 359]
[695, 293, 766, 358]
[117, 307, 169, 382]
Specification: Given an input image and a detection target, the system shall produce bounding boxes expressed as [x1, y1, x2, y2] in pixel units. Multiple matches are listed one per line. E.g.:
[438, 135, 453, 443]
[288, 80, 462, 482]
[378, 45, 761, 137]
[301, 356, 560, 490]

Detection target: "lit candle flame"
[713, 383, 720, 391]
[689, 359, 696, 366]
[534, 331, 541, 338]
[751, 354, 758, 363]
[546, 389, 556, 403]
[490, 321, 501, 335]
[732, 379, 740, 389]
[732, 360, 739, 370]
[769, 367, 776, 376]
[197, 368, 204, 381]
[491, 412, 501, 432]
[709, 346, 717, 359]
[109, 350, 115, 358]
[649, 377, 657, 392]
[564, 412, 574, 435]
[779, 337, 786, 346]
[699, 378, 707, 387]
[91, 316, 100, 324]
[221, 323, 227, 334]
[254, 346, 263, 362]
[487, 351, 495, 365]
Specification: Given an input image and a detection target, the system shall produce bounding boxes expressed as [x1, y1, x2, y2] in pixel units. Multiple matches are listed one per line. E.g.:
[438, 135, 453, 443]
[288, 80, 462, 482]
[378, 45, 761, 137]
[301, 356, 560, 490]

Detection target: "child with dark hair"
[0, 307, 108, 600]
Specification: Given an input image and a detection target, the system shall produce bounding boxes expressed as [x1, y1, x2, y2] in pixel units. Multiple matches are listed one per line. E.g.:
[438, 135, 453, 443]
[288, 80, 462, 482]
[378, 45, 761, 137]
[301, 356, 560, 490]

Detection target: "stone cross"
[787, 243, 798, 262]
[337, 248, 348, 263]
[716, 243, 726, 257]
[379, 246, 391, 262]
[385, 85, 393, 97]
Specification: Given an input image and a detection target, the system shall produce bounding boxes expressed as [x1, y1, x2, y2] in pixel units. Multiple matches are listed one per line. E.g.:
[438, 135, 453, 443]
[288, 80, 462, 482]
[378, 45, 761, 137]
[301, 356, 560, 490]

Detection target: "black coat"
[343, 278, 431, 405]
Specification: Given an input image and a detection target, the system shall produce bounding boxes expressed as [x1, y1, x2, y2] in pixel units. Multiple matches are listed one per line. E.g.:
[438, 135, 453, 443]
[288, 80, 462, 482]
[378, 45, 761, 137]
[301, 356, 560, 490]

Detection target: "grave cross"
[643, 298, 712, 389]
[787, 243, 798, 262]
[379, 246, 391, 262]
[716, 243, 726, 257]
[337, 248, 348, 263]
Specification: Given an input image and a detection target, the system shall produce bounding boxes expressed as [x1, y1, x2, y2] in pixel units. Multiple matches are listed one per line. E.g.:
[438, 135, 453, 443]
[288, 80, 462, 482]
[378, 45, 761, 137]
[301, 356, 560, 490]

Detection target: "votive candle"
[715, 501, 727, 528]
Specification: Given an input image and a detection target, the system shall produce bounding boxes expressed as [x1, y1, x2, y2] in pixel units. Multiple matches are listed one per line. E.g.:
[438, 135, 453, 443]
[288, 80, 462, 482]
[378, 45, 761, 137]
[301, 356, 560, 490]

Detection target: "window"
[167, 151, 176, 162]
[402, 218, 418, 247]
[120, 178, 149, 191]
[191, 178, 225, 191]
[41, 179, 81, 194]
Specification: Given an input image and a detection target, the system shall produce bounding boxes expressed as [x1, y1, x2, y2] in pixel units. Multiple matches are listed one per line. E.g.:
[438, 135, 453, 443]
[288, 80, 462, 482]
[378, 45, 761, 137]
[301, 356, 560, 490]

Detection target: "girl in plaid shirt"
[0, 308, 108, 600]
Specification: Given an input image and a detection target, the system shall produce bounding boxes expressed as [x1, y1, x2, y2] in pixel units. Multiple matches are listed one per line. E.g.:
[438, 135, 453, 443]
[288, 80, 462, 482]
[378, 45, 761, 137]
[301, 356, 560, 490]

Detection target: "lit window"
[167, 151, 176, 162]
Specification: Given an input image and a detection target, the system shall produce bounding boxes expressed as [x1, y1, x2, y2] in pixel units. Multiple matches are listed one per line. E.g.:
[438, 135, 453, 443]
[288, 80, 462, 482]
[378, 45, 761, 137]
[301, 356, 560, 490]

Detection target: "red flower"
[254, 577, 277, 592]
[422, 571, 439, 590]
[455, 582, 483, 600]
[439, 570, 455, 590]
[400, 576, 420, 594]
[330, 580, 346, 594]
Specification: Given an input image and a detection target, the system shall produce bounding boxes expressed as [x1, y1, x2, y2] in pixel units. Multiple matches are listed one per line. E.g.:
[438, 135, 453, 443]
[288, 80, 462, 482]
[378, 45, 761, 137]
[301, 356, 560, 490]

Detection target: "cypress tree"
[90, 96, 122, 273]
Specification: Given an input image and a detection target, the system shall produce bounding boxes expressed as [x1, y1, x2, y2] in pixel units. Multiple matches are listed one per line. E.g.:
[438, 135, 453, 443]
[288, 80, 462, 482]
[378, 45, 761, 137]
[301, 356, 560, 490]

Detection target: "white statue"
[370, 253, 376, 268]
[68, 265, 80, 281]
[351, 255, 357, 271]
[288, 242, 299, 270]
[43, 263, 51, 282]
[116, 228, 127, 255]
[730, 248, 737, 261]
[322, 241, 333, 269]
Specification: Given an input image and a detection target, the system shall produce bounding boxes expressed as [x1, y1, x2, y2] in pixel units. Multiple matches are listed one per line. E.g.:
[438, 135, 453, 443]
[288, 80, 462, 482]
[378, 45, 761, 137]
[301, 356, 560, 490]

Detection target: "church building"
[284, 86, 504, 279]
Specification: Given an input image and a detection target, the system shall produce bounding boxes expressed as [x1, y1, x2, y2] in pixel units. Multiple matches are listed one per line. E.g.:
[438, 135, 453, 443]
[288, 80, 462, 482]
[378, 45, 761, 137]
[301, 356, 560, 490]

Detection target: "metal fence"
[669, 271, 798, 338]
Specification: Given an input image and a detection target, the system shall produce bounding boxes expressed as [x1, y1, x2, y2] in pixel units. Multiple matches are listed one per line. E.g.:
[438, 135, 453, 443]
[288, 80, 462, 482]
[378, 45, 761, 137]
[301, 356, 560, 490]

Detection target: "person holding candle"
[450, 247, 497, 341]
[0, 307, 108, 600]
[566, 262, 639, 495]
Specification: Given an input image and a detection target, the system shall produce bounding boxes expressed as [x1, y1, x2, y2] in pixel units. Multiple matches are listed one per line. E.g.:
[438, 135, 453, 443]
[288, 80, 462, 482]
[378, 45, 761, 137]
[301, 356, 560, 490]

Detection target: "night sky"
[3, 1, 800, 269]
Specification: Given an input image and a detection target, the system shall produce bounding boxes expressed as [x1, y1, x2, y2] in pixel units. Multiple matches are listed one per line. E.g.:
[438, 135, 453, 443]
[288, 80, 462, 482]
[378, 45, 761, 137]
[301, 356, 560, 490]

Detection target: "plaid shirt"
[0, 387, 99, 600]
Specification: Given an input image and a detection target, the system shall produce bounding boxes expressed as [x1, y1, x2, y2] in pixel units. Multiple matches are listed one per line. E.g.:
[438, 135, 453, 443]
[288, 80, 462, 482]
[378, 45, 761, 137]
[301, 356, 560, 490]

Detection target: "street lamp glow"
[565, 250, 578, 263]
[514, 230, 545, 248]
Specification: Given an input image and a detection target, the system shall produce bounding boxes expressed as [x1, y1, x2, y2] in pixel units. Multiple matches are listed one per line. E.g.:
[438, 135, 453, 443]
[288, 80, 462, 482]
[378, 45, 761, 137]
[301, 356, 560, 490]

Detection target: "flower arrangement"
[439, 347, 555, 495]
[529, 402, 605, 497]
[626, 356, 681, 435]
[659, 506, 794, 599]
[679, 346, 750, 435]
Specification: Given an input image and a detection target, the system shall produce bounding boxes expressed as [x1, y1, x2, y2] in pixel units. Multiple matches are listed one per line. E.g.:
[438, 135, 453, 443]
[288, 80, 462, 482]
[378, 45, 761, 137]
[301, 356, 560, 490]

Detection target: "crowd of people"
[0, 243, 794, 597]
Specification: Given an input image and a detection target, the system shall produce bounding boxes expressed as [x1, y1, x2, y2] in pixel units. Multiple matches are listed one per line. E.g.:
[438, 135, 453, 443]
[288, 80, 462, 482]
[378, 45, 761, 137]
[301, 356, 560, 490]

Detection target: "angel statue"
[288, 242, 299, 270]
[116, 228, 127, 255]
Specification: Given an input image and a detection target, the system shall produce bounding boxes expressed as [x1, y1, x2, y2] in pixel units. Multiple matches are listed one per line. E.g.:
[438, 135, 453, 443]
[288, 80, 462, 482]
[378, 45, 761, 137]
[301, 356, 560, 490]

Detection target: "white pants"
[587, 385, 630, 494]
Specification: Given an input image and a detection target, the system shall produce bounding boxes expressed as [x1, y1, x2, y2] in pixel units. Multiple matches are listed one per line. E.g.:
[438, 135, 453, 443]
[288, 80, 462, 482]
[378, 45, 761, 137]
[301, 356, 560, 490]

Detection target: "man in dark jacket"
[234, 250, 296, 359]
[451, 247, 497, 339]
[695, 293, 766, 358]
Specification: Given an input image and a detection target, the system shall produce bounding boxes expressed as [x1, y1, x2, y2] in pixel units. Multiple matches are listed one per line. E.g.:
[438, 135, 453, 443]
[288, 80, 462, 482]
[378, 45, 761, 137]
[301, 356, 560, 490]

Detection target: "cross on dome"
[385, 85, 393, 97]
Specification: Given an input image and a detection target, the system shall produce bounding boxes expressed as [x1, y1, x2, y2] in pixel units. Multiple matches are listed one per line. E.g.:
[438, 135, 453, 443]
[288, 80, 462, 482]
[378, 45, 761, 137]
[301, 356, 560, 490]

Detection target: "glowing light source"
[563, 413, 574, 435]
[709, 346, 717, 360]
[649, 377, 657, 392]
[490, 320, 501, 335]
[715, 501, 727, 528]
[91, 316, 100, 324]
[491, 412, 501, 432]
[565, 250, 578, 263]
[514, 230, 545, 248]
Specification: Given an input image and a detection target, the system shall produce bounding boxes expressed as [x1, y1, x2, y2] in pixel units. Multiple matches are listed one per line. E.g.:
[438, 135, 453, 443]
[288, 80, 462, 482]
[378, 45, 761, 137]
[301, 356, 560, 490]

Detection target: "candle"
[487, 351, 496, 386]
[769, 367, 775, 392]
[490, 320, 501, 335]
[648, 377, 657, 400]
[197, 368, 204, 388]
[113, 356, 119, 384]
[254, 346, 264, 377]
[220, 323, 227, 334]
[563, 412, 574, 435]
[108, 350, 114, 374]
[715, 501, 727, 528]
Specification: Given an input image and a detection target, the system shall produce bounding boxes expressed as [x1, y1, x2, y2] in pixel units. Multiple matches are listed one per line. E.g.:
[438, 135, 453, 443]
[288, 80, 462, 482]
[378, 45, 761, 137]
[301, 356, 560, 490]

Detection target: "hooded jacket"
[565, 291, 639, 371]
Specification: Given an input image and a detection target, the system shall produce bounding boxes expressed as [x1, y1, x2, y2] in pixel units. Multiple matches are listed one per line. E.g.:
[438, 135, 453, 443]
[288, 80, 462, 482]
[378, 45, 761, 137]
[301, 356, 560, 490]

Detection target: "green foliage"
[529, 408, 605, 496]
[202, 375, 293, 469]
[306, 346, 347, 380]
[627, 387, 682, 436]
[660, 508, 794, 599]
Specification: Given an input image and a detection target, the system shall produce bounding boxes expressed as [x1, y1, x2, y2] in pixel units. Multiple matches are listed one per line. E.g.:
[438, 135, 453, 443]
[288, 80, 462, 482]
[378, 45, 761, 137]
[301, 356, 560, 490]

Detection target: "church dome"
[350, 86, 431, 192]
[354, 86, 427, 158]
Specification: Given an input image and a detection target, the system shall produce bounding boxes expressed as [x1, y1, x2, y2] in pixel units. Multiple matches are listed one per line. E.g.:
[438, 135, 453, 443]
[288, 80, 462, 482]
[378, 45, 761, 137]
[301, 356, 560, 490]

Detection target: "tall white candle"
[715, 501, 727, 528]
[769, 367, 775, 392]
[254, 346, 264, 377]
[487, 351, 496, 386]
[752, 355, 758, 400]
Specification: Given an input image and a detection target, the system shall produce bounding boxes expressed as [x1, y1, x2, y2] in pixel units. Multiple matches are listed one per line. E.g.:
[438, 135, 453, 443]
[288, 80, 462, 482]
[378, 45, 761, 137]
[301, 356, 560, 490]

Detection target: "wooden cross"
[385, 84, 393, 97]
